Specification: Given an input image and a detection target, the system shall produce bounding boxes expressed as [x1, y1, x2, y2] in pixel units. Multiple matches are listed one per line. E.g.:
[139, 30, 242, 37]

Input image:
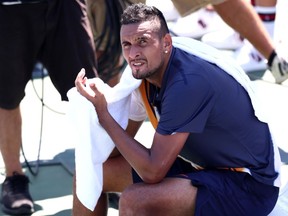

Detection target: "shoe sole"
[2, 204, 33, 215]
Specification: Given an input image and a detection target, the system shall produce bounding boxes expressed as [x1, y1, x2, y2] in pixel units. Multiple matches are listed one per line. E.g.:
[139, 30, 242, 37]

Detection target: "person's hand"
[75, 68, 108, 116]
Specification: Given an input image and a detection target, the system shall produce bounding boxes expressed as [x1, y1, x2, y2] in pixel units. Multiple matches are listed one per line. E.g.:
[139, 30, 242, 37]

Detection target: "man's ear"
[163, 34, 172, 50]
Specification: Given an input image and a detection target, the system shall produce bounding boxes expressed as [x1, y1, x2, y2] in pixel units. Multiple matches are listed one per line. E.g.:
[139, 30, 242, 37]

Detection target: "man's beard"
[133, 68, 157, 79]
[132, 59, 164, 79]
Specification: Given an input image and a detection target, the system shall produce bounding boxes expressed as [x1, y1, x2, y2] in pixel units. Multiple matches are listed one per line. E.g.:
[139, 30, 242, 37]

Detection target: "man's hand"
[75, 68, 108, 117]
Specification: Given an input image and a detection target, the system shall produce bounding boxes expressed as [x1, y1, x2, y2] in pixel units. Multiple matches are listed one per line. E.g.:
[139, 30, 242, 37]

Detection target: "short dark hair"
[120, 3, 169, 38]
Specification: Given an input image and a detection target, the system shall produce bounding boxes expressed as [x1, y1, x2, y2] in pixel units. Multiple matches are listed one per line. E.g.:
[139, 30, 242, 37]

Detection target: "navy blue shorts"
[132, 157, 279, 216]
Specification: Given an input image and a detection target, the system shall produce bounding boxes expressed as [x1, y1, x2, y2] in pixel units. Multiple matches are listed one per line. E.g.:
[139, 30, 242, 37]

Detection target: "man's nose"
[129, 46, 141, 58]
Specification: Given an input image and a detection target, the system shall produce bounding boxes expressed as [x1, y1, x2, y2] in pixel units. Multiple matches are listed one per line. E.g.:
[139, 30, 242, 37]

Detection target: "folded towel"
[66, 67, 141, 211]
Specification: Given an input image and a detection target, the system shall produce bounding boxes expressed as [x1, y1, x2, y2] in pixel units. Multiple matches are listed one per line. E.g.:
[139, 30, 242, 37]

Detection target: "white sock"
[245, 5, 276, 60]
[254, 6, 276, 39]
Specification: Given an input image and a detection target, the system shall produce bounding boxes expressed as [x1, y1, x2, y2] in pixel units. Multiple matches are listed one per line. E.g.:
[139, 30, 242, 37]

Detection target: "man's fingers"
[77, 68, 85, 77]
[75, 68, 88, 91]
[88, 83, 100, 97]
[76, 68, 85, 80]
[75, 68, 86, 86]
[75, 69, 103, 101]
[89, 82, 98, 91]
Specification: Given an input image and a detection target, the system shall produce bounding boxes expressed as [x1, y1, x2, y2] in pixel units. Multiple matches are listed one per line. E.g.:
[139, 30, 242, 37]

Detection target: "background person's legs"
[0, 107, 23, 176]
[214, 0, 274, 60]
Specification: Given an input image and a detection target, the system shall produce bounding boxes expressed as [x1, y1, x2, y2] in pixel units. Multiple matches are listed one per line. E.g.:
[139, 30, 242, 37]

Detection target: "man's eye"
[122, 43, 130, 49]
[139, 40, 147, 46]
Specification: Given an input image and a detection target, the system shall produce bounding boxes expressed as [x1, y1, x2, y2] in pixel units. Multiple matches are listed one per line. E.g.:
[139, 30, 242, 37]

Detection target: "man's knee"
[119, 185, 139, 215]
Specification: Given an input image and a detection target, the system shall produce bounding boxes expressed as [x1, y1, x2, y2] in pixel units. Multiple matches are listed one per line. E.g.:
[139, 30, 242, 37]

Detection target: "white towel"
[67, 36, 282, 211]
[66, 67, 141, 211]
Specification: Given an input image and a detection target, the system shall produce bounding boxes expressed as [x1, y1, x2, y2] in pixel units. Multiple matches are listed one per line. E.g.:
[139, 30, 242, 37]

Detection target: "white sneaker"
[233, 43, 267, 73]
[201, 29, 244, 50]
[170, 8, 226, 39]
[269, 55, 288, 84]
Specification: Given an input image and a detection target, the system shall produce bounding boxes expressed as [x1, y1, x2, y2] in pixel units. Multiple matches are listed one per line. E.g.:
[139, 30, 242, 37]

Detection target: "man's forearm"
[98, 110, 153, 178]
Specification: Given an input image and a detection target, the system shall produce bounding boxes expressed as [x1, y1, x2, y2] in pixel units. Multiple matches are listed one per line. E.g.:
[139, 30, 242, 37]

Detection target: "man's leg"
[119, 178, 197, 216]
[214, 0, 274, 59]
[73, 153, 133, 216]
[215, 0, 288, 83]
[0, 107, 34, 214]
[0, 107, 23, 176]
[73, 176, 108, 216]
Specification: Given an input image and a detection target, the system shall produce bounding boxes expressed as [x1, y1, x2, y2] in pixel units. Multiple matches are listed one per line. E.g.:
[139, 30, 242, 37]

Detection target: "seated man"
[74, 3, 281, 216]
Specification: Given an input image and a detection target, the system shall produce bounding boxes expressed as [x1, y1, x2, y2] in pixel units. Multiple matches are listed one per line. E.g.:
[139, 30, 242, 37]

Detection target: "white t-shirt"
[129, 88, 147, 122]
